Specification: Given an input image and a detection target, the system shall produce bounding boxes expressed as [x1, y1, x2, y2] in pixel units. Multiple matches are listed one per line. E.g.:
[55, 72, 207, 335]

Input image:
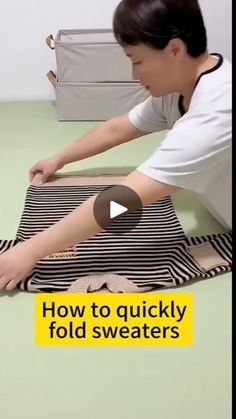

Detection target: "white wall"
[200, 0, 232, 60]
[0, 0, 231, 102]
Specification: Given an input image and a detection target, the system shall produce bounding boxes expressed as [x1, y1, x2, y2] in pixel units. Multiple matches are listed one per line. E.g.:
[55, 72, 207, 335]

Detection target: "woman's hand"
[0, 241, 38, 291]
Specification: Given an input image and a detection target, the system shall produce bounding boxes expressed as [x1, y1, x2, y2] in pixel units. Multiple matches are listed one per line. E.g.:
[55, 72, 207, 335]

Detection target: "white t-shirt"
[128, 54, 232, 229]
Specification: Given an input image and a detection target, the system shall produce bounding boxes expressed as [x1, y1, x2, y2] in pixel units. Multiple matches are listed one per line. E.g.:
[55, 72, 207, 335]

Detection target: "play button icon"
[93, 184, 143, 234]
[110, 201, 127, 218]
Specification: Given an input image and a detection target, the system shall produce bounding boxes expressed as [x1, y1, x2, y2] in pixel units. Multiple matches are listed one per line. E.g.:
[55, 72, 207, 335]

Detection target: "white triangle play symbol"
[110, 201, 127, 219]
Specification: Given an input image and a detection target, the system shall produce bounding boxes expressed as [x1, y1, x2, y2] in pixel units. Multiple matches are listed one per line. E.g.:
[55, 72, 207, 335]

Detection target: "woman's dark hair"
[113, 0, 207, 57]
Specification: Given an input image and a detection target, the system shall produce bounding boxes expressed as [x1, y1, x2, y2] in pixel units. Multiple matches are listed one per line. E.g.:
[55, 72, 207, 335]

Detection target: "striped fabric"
[0, 180, 232, 293]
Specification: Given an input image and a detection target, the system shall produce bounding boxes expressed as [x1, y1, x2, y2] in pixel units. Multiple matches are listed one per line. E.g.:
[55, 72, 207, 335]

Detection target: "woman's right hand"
[29, 157, 64, 184]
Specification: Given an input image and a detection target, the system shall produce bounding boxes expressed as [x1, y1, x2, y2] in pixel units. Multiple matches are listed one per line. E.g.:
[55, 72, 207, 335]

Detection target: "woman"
[0, 0, 231, 290]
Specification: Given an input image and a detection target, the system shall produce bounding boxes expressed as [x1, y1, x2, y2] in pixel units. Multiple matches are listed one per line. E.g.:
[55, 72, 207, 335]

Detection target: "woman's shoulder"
[191, 55, 231, 110]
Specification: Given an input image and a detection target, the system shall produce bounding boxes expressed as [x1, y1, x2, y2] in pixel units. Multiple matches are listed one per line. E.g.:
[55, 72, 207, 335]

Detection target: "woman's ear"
[168, 38, 186, 57]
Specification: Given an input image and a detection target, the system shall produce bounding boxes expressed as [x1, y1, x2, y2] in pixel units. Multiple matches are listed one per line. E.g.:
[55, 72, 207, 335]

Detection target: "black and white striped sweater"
[0, 183, 232, 293]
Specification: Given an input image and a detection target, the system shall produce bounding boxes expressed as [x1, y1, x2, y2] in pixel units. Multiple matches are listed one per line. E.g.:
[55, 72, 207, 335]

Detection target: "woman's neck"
[178, 52, 218, 111]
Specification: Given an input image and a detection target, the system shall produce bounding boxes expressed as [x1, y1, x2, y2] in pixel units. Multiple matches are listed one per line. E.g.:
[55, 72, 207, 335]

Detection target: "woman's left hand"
[0, 241, 38, 291]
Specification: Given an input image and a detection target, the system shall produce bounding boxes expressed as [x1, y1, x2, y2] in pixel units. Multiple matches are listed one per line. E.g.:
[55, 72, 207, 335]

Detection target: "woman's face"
[123, 42, 181, 97]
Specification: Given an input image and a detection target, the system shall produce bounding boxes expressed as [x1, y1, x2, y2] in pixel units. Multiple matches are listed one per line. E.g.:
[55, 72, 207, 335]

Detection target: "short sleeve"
[137, 109, 231, 193]
[128, 95, 168, 133]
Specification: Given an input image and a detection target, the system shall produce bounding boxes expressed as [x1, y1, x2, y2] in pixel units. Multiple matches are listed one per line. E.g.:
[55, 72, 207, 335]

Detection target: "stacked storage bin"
[46, 29, 149, 121]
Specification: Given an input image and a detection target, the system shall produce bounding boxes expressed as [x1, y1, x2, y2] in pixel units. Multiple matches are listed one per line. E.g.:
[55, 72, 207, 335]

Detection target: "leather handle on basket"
[46, 34, 55, 50]
[47, 70, 57, 87]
